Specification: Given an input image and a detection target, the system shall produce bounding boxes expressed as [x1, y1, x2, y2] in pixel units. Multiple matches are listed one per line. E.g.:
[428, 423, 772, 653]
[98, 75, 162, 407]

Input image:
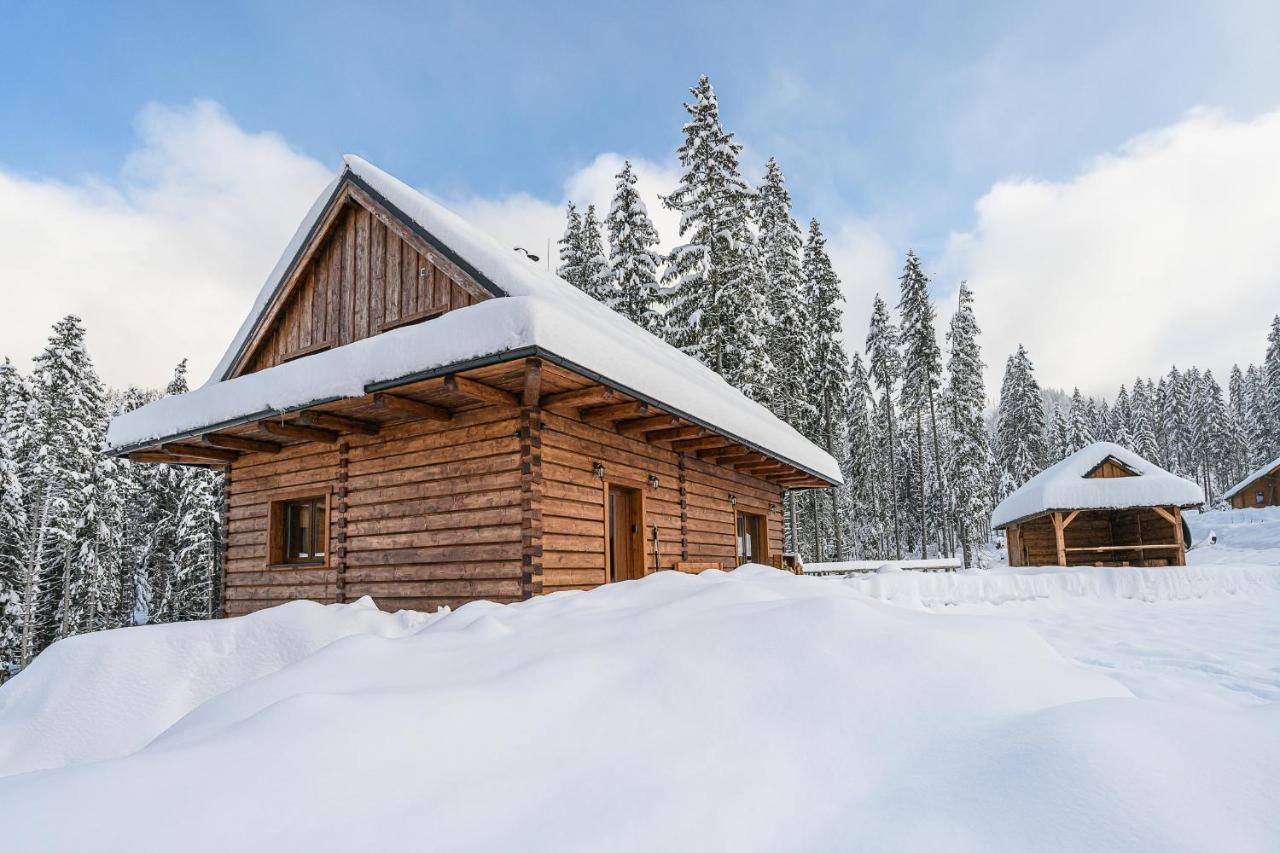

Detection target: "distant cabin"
[992, 442, 1203, 568]
[1221, 456, 1280, 510]
[105, 156, 841, 616]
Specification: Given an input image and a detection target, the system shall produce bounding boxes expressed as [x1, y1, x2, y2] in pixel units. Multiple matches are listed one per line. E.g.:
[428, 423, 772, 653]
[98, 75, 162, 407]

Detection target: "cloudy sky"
[2, 1, 1278, 398]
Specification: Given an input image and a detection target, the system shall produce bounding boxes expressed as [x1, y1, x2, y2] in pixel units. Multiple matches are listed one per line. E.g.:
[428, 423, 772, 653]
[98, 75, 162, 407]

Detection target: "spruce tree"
[755, 158, 810, 422]
[578, 205, 614, 303]
[1067, 388, 1093, 452]
[866, 294, 903, 558]
[556, 202, 586, 292]
[1265, 315, 1280, 457]
[605, 161, 663, 332]
[945, 283, 990, 567]
[661, 75, 770, 395]
[994, 345, 1047, 488]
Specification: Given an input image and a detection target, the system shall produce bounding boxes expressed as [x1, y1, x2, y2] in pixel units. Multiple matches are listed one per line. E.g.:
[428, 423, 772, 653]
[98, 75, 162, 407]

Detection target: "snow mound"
[0, 597, 439, 777]
[1186, 506, 1280, 564]
[1, 566, 1278, 852]
[841, 563, 1280, 609]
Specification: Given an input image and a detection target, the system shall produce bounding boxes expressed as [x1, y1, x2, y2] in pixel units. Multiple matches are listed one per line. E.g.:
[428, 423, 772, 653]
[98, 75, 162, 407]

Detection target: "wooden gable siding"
[1084, 457, 1139, 479]
[236, 197, 490, 378]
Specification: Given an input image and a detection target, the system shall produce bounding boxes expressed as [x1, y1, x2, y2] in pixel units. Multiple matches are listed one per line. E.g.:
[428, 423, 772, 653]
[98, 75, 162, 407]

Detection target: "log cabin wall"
[236, 200, 488, 378]
[223, 399, 785, 615]
[1231, 473, 1280, 509]
[223, 405, 523, 616]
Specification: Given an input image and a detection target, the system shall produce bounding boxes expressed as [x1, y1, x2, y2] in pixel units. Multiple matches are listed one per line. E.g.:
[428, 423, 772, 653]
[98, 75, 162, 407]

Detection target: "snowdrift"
[1, 566, 1278, 852]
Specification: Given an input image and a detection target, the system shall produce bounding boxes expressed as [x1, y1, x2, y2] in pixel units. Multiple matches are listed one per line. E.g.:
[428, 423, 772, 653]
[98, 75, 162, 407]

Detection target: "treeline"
[992, 321, 1280, 506]
[555, 76, 995, 565]
[0, 316, 222, 677]
[555, 74, 1280, 566]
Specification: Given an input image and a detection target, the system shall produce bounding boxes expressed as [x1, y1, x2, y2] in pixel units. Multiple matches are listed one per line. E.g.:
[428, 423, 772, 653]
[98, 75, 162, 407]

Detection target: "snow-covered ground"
[0, 509, 1276, 852]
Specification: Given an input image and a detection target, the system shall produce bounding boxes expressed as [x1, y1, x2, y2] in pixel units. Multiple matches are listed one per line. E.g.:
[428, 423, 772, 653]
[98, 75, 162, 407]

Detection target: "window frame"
[266, 488, 332, 569]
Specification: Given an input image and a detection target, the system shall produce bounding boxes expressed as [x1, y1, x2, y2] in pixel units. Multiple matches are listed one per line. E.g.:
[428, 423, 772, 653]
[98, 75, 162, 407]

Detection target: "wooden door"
[736, 512, 763, 566]
[608, 485, 644, 582]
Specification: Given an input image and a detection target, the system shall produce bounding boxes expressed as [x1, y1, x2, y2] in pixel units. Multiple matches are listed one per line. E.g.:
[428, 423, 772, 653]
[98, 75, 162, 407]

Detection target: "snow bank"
[992, 442, 1203, 527]
[0, 597, 438, 777]
[1, 565, 1277, 852]
[841, 563, 1280, 609]
[805, 557, 961, 574]
[1186, 506, 1280, 563]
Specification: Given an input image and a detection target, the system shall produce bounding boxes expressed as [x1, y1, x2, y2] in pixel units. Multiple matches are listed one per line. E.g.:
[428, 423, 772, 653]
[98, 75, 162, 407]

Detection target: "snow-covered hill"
[0, 543, 1278, 851]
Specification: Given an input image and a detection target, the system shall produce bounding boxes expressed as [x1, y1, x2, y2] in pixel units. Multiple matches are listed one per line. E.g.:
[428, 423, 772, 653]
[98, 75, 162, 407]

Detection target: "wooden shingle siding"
[237, 200, 487, 378]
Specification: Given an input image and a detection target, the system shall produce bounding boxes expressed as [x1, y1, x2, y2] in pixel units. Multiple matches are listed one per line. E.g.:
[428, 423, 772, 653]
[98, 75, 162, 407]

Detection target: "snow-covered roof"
[1221, 455, 1280, 501]
[107, 156, 841, 485]
[991, 442, 1204, 528]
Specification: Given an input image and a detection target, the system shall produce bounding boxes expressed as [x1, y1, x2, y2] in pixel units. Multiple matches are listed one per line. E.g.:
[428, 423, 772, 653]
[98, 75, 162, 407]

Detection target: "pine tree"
[896, 251, 946, 557]
[866, 294, 903, 558]
[945, 283, 990, 568]
[605, 161, 663, 332]
[578, 205, 614, 303]
[661, 75, 770, 394]
[1265, 315, 1280, 457]
[0, 360, 30, 671]
[803, 219, 850, 561]
[994, 345, 1047, 488]
[1111, 385, 1135, 449]
[755, 158, 810, 422]
[1130, 378, 1161, 462]
[1067, 388, 1093, 452]
[556, 202, 586, 292]
[845, 353, 886, 557]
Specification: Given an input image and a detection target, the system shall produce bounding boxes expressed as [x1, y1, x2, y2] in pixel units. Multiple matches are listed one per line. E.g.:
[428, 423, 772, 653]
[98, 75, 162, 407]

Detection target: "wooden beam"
[539, 385, 615, 410]
[616, 415, 679, 437]
[1172, 506, 1185, 566]
[646, 425, 705, 443]
[1151, 505, 1177, 527]
[522, 358, 543, 407]
[1052, 511, 1067, 566]
[370, 393, 452, 422]
[160, 443, 239, 464]
[702, 447, 752, 462]
[581, 401, 649, 424]
[298, 410, 380, 435]
[671, 435, 730, 452]
[129, 451, 189, 465]
[444, 373, 520, 408]
[202, 434, 281, 454]
[739, 462, 789, 474]
[1061, 509, 1081, 530]
[260, 420, 339, 444]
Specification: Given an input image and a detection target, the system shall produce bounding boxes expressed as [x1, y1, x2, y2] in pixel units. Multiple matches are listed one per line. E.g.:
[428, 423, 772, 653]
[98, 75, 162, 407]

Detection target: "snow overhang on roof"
[991, 442, 1204, 529]
[1221, 455, 1280, 501]
[107, 156, 843, 486]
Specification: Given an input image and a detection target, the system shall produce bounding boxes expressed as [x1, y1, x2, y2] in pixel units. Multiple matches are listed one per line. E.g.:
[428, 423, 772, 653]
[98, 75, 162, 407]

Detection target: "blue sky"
[2, 1, 1279, 392]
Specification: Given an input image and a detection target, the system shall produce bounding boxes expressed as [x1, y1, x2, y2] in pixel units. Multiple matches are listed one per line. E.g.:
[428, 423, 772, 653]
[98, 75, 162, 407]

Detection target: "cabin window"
[1257, 491, 1266, 505]
[269, 495, 329, 566]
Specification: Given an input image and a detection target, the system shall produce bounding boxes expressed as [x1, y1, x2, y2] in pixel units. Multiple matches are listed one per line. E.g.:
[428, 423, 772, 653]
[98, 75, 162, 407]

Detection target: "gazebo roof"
[992, 442, 1204, 528]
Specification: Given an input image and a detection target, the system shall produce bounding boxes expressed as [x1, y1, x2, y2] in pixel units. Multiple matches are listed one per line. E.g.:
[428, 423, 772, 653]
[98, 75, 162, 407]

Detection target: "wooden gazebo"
[993, 443, 1204, 568]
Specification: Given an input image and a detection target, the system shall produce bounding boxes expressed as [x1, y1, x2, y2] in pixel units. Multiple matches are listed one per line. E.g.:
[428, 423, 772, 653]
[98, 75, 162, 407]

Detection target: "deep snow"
[0, 509, 1276, 852]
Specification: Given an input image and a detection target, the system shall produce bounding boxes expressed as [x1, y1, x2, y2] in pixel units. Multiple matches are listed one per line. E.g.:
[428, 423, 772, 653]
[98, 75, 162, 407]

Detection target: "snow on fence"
[803, 557, 962, 577]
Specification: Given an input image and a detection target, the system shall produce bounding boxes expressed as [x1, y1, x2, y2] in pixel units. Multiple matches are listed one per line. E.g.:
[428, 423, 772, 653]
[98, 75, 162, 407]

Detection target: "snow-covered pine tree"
[661, 75, 770, 395]
[1243, 365, 1270, 467]
[755, 158, 810, 420]
[1130, 378, 1161, 462]
[556, 202, 587, 292]
[1265, 315, 1280, 457]
[1067, 388, 1093, 452]
[1111, 385, 1135, 449]
[605, 161, 663, 332]
[1226, 366, 1250, 481]
[896, 250, 947, 557]
[866, 295, 904, 558]
[845, 352, 885, 557]
[578, 205, 614, 303]
[21, 316, 108, 660]
[0, 360, 30, 673]
[1049, 407, 1070, 460]
[803, 219, 850, 561]
[994, 344, 1047, 488]
[944, 283, 990, 568]
[1198, 370, 1230, 505]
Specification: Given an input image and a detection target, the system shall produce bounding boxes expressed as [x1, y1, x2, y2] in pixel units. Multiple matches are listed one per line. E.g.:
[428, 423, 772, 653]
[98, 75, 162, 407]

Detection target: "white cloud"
[447, 153, 682, 268]
[943, 107, 1280, 397]
[0, 100, 332, 389]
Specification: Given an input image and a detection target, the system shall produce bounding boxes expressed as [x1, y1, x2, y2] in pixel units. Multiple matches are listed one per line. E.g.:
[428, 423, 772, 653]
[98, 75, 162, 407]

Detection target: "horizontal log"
[371, 392, 452, 422]
[445, 373, 520, 408]
[161, 442, 240, 463]
[581, 401, 649, 424]
[540, 385, 616, 409]
[260, 420, 339, 444]
[204, 434, 282, 454]
[615, 415, 680, 436]
[299, 410, 380, 435]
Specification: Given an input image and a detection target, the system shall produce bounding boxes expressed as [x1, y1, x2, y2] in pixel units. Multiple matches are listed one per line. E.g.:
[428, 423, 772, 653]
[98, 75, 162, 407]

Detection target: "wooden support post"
[1052, 511, 1067, 566]
[1172, 507, 1185, 566]
[444, 373, 521, 408]
[522, 358, 543, 408]
[370, 392, 452, 422]
[678, 453, 689, 561]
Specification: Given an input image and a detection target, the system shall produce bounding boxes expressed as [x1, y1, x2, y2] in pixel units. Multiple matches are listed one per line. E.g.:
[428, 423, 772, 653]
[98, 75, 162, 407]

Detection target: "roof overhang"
[993, 503, 1203, 530]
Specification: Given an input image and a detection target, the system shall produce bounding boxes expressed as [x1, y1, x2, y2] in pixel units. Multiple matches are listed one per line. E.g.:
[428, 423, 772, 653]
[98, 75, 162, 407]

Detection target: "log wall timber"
[1230, 471, 1280, 509]
[236, 199, 489, 378]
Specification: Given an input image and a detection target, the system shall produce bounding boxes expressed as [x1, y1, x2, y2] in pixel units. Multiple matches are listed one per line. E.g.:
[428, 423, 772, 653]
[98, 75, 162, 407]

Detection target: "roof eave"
[993, 501, 1204, 530]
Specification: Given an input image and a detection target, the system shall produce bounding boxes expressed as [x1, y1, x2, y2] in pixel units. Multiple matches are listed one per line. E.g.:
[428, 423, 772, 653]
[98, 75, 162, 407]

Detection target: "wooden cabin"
[1222, 456, 1280, 509]
[992, 443, 1203, 568]
[105, 156, 841, 616]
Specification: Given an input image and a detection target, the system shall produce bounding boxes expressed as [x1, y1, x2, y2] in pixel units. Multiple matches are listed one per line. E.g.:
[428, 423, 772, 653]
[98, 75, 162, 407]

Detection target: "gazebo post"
[1052, 511, 1066, 566]
[1172, 507, 1185, 566]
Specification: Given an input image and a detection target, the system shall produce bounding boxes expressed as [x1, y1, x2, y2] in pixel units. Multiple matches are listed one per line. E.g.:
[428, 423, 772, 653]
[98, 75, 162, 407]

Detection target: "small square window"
[1257, 491, 1266, 505]
[270, 495, 328, 566]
